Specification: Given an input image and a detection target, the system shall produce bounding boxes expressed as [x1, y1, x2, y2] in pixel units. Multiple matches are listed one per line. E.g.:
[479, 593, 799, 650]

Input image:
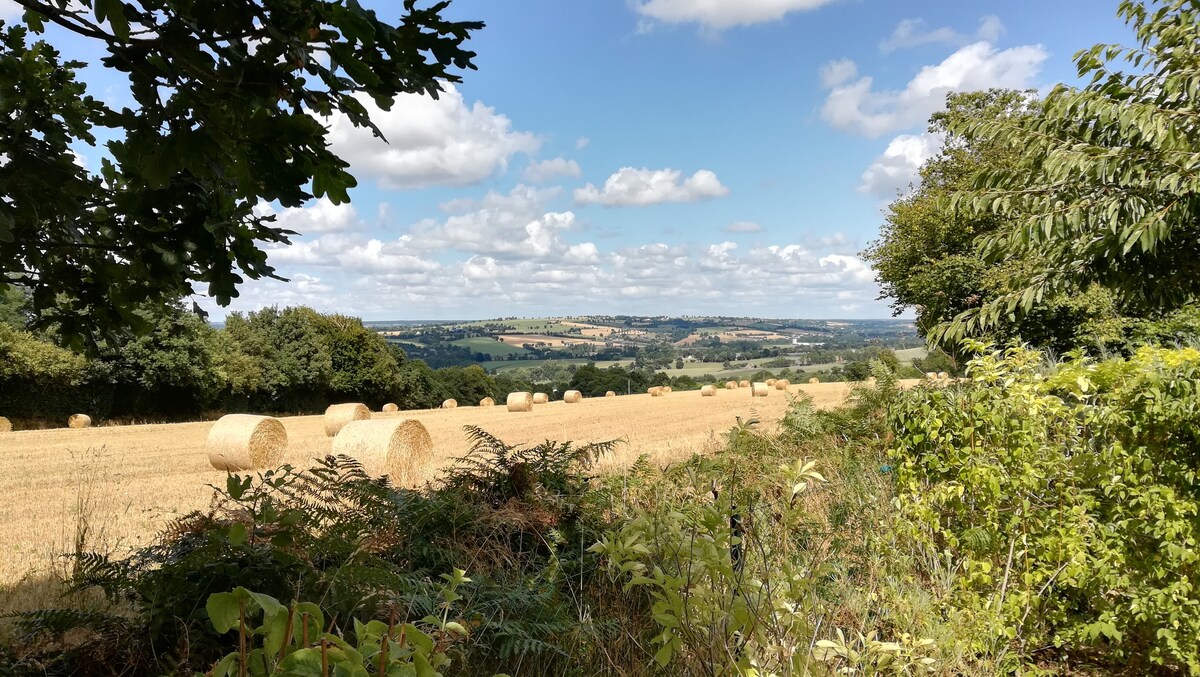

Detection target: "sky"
[4, 0, 1133, 320]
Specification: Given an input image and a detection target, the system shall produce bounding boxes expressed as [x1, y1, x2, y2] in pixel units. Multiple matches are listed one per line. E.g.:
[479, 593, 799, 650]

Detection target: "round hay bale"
[766, 378, 776, 386]
[324, 403, 371, 437]
[532, 392, 549, 404]
[808, 377, 820, 384]
[68, 414, 91, 429]
[774, 379, 790, 390]
[506, 392, 534, 412]
[751, 382, 769, 397]
[725, 380, 738, 390]
[0, 416, 11, 432]
[738, 380, 750, 388]
[925, 372, 938, 380]
[442, 399, 458, 409]
[563, 390, 582, 403]
[605, 390, 616, 398]
[648, 386, 663, 397]
[479, 396, 495, 407]
[937, 371, 949, 380]
[382, 403, 399, 413]
[662, 386, 672, 394]
[332, 418, 431, 487]
[207, 414, 287, 471]
[700, 385, 717, 397]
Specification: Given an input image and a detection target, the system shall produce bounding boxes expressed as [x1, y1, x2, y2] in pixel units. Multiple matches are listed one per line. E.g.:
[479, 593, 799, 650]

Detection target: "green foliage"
[0, 1, 483, 345]
[937, 0, 1200, 341]
[892, 344, 1200, 672]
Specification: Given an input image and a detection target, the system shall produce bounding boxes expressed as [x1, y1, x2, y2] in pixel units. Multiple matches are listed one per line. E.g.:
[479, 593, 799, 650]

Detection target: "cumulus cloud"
[574, 167, 729, 206]
[880, 15, 1004, 53]
[0, 0, 21, 19]
[820, 40, 1046, 137]
[259, 197, 360, 235]
[325, 85, 540, 189]
[632, 0, 838, 31]
[820, 58, 857, 88]
[723, 221, 764, 233]
[857, 132, 942, 197]
[523, 157, 582, 183]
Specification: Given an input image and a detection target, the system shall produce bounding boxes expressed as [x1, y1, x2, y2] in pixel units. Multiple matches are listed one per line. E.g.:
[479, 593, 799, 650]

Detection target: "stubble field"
[0, 381, 892, 593]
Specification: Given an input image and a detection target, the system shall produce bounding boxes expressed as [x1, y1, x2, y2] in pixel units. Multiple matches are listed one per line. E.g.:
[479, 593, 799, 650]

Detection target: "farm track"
[0, 381, 910, 589]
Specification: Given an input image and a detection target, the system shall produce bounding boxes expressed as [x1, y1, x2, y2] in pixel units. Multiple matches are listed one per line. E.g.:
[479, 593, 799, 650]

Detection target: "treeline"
[0, 304, 543, 425]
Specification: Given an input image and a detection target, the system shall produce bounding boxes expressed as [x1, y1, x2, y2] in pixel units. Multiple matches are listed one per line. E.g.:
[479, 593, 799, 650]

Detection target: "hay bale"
[563, 390, 582, 403]
[479, 396, 495, 407]
[751, 382, 769, 397]
[324, 403, 371, 437]
[937, 371, 949, 380]
[207, 414, 287, 471]
[766, 378, 776, 386]
[68, 414, 91, 429]
[701, 385, 717, 397]
[808, 377, 820, 384]
[738, 380, 750, 388]
[605, 390, 616, 398]
[662, 386, 672, 394]
[533, 392, 549, 404]
[0, 416, 10, 432]
[332, 418, 431, 487]
[382, 403, 399, 413]
[648, 386, 663, 397]
[925, 372, 938, 380]
[506, 392, 534, 412]
[725, 380, 738, 390]
[774, 379, 790, 390]
[442, 399, 458, 409]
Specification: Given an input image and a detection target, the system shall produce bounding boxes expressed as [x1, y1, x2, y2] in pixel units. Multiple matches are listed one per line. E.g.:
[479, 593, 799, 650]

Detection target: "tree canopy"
[0, 0, 481, 345]
[935, 0, 1200, 342]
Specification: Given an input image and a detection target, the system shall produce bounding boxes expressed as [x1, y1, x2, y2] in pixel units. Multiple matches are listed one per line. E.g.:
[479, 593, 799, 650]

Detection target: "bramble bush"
[891, 343, 1200, 673]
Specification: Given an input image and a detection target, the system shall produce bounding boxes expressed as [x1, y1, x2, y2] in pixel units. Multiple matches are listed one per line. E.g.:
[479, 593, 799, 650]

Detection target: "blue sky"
[5, 0, 1132, 320]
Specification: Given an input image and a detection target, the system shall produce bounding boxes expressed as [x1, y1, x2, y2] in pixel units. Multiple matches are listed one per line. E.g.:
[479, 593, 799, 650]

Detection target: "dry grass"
[0, 381, 892, 590]
[496, 334, 606, 347]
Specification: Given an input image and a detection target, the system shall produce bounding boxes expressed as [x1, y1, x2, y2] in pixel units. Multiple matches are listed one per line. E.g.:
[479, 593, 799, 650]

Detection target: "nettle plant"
[891, 342, 1200, 672]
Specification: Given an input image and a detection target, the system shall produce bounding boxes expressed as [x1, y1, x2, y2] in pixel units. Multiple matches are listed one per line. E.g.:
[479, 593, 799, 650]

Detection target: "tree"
[937, 0, 1200, 341]
[311, 311, 402, 405]
[0, 1, 482, 344]
[864, 89, 1130, 357]
[223, 307, 333, 411]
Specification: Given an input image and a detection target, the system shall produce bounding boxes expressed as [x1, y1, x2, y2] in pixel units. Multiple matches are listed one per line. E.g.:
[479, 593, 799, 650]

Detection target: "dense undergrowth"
[2, 346, 1197, 675]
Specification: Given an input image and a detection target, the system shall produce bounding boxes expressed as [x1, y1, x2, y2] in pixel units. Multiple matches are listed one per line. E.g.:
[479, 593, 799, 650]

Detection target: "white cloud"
[723, 220, 764, 233]
[880, 15, 1005, 53]
[820, 40, 1046, 137]
[260, 197, 359, 235]
[820, 59, 857, 88]
[858, 132, 942, 197]
[0, 0, 21, 19]
[523, 157, 582, 183]
[325, 85, 540, 189]
[574, 167, 729, 206]
[633, 0, 838, 31]
[575, 137, 590, 149]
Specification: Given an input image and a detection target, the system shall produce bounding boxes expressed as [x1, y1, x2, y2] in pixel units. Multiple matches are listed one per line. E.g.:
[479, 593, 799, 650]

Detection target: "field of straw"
[496, 333, 606, 347]
[0, 381, 884, 593]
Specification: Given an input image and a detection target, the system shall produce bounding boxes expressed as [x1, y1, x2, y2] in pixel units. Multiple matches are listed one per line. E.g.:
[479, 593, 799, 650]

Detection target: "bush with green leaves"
[891, 343, 1200, 673]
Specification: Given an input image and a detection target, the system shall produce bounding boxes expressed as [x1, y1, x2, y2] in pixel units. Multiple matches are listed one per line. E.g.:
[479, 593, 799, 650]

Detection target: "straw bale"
[506, 392, 533, 412]
[808, 377, 819, 384]
[765, 379, 776, 386]
[563, 390, 582, 403]
[662, 386, 672, 394]
[725, 381, 738, 389]
[648, 386, 663, 397]
[937, 372, 949, 380]
[774, 379, 790, 390]
[532, 392, 549, 404]
[0, 416, 10, 433]
[738, 380, 750, 388]
[68, 414, 91, 429]
[751, 382, 769, 397]
[605, 391, 616, 398]
[332, 418, 432, 487]
[324, 403, 370, 437]
[479, 397, 495, 407]
[382, 403, 399, 413]
[925, 372, 937, 380]
[700, 385, 717, 397]
[207, 414, 287, 471]
[442, 399, 458, 409]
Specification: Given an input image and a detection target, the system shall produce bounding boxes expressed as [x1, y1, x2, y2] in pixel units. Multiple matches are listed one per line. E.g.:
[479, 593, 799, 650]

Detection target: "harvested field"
[0, 381, 915, 589]
[495, 334, 606, 347]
